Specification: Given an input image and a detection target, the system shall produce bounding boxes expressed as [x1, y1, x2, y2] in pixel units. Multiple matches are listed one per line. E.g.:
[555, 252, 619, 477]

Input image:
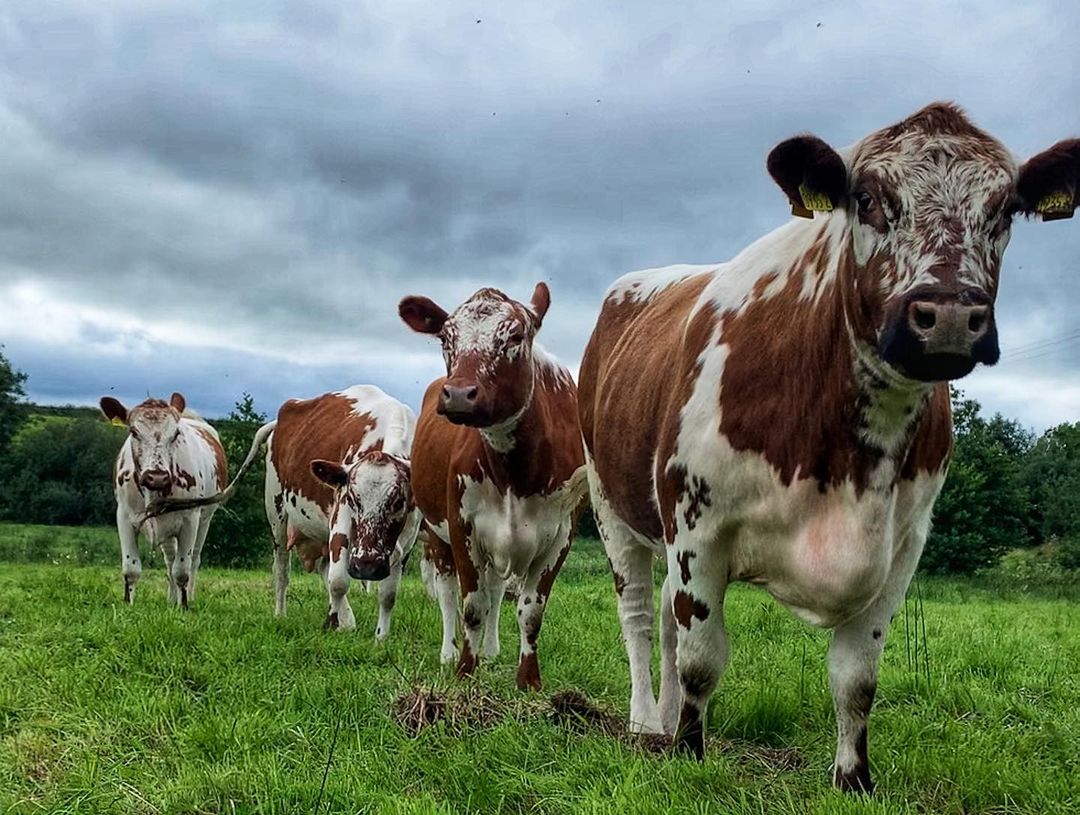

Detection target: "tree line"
[0, 348, 1077, 573]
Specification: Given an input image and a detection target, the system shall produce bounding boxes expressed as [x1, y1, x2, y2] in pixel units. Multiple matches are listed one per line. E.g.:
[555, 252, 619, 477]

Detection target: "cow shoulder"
[900, 385, 953, 480]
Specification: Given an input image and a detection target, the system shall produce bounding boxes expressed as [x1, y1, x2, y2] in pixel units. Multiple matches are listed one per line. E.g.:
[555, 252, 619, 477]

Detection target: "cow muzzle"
[880, 288, 999, 382]
[438, 382, 490, 426]
[348, 552, 391, 581]
[139, 469, 173, 492]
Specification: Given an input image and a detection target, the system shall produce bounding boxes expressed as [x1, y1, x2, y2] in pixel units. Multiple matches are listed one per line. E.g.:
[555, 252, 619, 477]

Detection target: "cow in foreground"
[102, 392, 227, 608]
[400, 283, 588, 689]
[577, 103, 1079, 791]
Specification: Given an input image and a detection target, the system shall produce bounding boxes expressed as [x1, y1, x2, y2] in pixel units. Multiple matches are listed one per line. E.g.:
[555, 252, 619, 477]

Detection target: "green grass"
[0, 528, 1077, 814]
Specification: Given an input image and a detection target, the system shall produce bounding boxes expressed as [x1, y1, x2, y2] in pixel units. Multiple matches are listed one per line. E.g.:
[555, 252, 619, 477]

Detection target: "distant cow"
[102, 392, 226, 608]
[253, 385, 427, 639]
[577, 103, 1079, 791]
[400, 283, 588, 690]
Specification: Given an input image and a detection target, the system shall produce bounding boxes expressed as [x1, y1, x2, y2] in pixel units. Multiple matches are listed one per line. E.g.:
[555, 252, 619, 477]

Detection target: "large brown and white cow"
[102, 392, 227, 608]
[578, 103, 1079, 791]
[400, 283, 588, 689]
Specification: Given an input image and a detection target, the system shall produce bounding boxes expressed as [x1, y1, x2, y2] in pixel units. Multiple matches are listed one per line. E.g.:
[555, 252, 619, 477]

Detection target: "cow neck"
[475, 366, 544, 494]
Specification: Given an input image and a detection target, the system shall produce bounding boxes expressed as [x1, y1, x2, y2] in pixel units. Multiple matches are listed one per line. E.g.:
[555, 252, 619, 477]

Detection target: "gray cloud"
[1, 1, 1078, 427]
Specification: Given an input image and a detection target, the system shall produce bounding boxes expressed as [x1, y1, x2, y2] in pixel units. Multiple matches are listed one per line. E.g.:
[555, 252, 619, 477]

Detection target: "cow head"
[768, 102, 1079, 383]
[311, 451, 415, 581]
[101, 393, 187, 493]
[398, 283, 550, 427]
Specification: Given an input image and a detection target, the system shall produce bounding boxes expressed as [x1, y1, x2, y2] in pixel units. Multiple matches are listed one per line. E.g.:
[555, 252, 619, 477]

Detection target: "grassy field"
[0, 526, 1077, 814]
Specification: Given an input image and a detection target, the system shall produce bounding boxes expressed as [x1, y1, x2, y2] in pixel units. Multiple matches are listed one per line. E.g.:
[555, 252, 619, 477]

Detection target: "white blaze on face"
[442, 293, 533, 378]
[339, 456, 412, 558]
[128, 409, 182, 474]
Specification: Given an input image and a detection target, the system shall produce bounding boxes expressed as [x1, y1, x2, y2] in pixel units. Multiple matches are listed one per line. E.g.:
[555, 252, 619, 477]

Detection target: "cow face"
[768, 103, 1080, 383]
[101, 393, 187, 493]
[311, 452, 414, 581]
[399, 283, 550, 427]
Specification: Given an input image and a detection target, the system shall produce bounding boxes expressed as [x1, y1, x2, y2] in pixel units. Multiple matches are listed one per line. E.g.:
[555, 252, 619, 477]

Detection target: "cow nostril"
[912, 304, 937, 331]
[441, 386, 451, 401]
[968, 309, 987, 333]
[465, 386, 478, 401]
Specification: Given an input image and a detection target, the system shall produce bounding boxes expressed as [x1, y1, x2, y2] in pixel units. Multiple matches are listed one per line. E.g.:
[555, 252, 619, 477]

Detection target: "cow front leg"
[116, 513, 142, 604]
[670, 546, 729, 760]
[323, 550, 356, 631]
[374, 554, 403, 641]
[515, 536, 572, 692]
[424, 534, 459, 664]
[455, 556, 489, 679]
[829, 528, 927, 794]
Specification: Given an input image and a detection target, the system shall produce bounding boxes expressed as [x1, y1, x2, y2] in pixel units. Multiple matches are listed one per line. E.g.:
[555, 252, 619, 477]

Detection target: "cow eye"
[508, 331, 525, 345]
[130, 428, 140, 440]
[855, 191, 875, 215]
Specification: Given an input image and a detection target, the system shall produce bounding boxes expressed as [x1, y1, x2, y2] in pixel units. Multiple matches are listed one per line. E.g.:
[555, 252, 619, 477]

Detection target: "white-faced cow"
[400, 283, 588, 689]
[577, 103, 1079, 792]
[102, 392, 227, 608]
[257, 385, 425, 639]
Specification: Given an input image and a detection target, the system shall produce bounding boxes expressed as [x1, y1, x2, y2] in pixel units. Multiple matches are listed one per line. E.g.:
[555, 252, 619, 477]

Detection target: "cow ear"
[767, 135, 848, 219]
[528, 282, 550, 327]
[170, 392, 187, 413]
[1017, 139, 1080, 221]
[399, 296, 448, 334]
[100, 397, 128, 425]
[311, 459, 349, 488]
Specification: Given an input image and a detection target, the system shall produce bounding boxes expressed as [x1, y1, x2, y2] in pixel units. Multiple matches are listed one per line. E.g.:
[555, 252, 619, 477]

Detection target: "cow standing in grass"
[400, 283, 588, 690]
[102, 392, 227, 608]
[577, 103, 1079, 791]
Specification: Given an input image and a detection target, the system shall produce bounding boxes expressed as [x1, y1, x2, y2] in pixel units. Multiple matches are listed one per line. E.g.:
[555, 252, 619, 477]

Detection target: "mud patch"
[392, 687, 508, 736]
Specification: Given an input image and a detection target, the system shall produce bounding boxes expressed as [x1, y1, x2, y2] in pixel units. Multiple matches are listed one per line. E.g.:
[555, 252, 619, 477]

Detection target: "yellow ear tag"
[110, 418, 126, 427]
[1036, 190, 1074, 221]
[797, 182, 833, 217]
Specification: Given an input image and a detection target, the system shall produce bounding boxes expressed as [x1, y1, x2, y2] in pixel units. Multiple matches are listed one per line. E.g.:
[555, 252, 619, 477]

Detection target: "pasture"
[0, 524, 1077, 814]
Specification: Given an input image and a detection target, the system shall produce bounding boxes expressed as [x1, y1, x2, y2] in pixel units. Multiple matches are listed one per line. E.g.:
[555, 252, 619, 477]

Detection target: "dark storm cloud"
[1, 1, 1078, 425]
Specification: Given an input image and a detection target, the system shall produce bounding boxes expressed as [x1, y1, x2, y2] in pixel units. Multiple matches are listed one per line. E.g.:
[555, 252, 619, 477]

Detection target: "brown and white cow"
[578, 103, 1079, 791]
[257, 385, 426, 639]
[400, 283, 588, 689]
[102, 392, 227, 608]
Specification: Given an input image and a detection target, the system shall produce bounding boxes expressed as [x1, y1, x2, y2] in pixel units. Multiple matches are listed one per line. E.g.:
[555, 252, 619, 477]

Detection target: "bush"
[1055, 536, 1080, 572]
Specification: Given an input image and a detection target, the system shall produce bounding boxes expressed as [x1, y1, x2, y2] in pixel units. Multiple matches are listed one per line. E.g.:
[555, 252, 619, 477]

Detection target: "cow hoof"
[455, 648, 478, 679]
[322, 612, 340, 631]
[180, 589, 189, 611]
[673, 720, 705, 761]
[123, 584, 133, 604]
[834, 765, 875, 795]
[515, 653, 542, 692]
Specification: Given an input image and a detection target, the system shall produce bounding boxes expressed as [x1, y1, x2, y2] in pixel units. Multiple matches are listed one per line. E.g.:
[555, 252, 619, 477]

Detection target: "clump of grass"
[393, 686, 509, 735]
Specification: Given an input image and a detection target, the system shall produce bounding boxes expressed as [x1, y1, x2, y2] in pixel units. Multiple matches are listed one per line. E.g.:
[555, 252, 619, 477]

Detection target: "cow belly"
[460, 477, 571, 579]
[729, 482, 896, 628]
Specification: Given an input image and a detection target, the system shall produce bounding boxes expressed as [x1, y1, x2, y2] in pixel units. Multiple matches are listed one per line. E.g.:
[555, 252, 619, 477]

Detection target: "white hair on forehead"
[348, 456, 407, 504]
[444, 292, 528, 355]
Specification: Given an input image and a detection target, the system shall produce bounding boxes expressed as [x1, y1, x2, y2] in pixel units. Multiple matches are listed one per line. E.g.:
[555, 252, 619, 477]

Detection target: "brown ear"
[1017, 139, 1080, 221]
[311, 459, 349, 488]
[399, 296, 449, 334]
[767, 135, 848, 218]
[529, 282, 550, 326]
[170, 392, 187, 413]
[100, 397, 128, 425]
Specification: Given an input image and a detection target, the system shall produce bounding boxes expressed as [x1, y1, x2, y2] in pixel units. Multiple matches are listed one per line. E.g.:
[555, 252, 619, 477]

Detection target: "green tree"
[0, 347, 28, 452]
[1022, 422, 1080, 546]
[922, 393, 1032, 574]
[203, 394, 271, 568]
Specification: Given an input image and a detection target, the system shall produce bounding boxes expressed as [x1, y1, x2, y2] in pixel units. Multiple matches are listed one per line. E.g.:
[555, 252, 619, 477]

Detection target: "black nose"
[439, 384, 478, 416]
[348, 556, 390, 581]
[140, 470, 172, 491]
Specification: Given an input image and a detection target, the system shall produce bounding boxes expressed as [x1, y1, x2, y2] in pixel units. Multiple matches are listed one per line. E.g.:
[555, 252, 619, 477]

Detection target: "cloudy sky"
[1, 1, 1078, 430]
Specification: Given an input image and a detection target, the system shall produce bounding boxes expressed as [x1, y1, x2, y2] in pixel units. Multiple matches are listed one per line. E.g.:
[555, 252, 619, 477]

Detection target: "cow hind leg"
[658, 575, 682, 735]
[117, 516, 142, 604]
[670, 550, 729, 761]
[481, 571, 506, 659]
[374, 555, 403, 641]
[160, 536, 179, 606]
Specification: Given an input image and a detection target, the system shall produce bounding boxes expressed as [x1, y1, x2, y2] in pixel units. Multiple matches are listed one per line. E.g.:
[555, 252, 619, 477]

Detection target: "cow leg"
[172, 519, 199, 610]
[425, 534, 459, 664]
[265, 486, 289, 616]
[374, 554, 403, 641]
[514, 534, 572, 692]
[657, 575, 682, 735]
[117, 512, 142, 604]
[608, 538, 661, 734]
[323, 549, 356, 632]
[456, 558, 490, 679]
[481, 571, 506, 659]
[187, 510, 213, 603]
[829, 530, 926, 794]
[670, 547, 729, 760]
[160, 536, 179, 605]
